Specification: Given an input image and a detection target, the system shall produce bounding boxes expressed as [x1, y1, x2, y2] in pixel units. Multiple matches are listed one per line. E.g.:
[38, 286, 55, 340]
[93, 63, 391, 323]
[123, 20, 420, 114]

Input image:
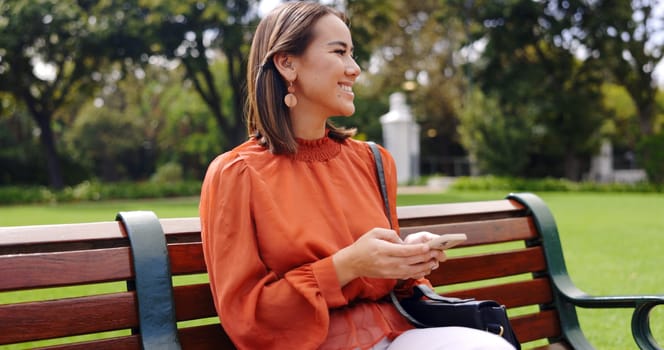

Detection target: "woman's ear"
[273, 52, 297, 81]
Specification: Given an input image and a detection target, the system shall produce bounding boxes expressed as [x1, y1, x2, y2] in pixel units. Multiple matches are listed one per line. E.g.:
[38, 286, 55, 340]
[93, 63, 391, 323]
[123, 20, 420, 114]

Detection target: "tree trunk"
[564, 152, 581, 181]
[637, 101, 654, 136]
[35, 113, 64, 190]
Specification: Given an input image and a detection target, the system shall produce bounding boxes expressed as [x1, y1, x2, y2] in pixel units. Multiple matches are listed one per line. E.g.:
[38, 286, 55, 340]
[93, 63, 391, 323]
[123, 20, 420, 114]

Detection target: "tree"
[571, 0, 662, 137]
[154, 62, 225, 180]
[0, 94, 47, 185]
[139, 0, 260, 150]
[66, 101, 147, 182]
[458, 89, 534, 175]
[0, 0, 149, 189]
[463, 0, 607, 179]
[345, 0, 472, 175]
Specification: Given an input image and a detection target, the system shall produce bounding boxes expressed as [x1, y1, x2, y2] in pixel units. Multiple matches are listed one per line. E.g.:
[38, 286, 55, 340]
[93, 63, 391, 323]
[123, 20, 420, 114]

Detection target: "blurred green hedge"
[450, 176, 662, 193]
[0, 180, 202, 205]
[2, 175, 662, 206]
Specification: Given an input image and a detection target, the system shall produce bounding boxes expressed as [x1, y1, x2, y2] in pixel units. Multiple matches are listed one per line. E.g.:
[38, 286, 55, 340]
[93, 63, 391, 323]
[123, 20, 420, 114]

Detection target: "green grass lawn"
[1, 190, 663, 349]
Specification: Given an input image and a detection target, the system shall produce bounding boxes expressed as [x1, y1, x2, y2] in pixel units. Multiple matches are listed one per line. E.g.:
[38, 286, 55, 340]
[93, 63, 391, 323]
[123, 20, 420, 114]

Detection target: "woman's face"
[291, 14, 361, 119]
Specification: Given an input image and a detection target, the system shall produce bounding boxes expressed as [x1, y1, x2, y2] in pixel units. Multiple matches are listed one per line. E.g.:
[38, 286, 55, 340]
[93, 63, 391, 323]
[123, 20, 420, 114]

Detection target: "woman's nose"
[346, 58, 361, 77]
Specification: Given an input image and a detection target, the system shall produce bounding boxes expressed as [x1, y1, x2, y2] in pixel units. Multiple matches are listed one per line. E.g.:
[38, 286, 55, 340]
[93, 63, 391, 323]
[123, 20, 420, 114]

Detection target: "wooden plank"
[178, 324, 235, 350]
[174, 284, 217, 321]
[443, 278, 553, 309]
[37, 336, 141, 350]
[401, 217, 537, 246]
[429, 247, 547, 285]
[398, 200, 526, 227]
[161, 217, 201, 235]
[397, 199, 524, 220]
[530, 342, 572, 350]
[0, 247, 133, 291]
[0, 222, 125, 247]
[169, 243, 207, 275]
[511, 309, 561, 344]
[0, 292, 137, 344]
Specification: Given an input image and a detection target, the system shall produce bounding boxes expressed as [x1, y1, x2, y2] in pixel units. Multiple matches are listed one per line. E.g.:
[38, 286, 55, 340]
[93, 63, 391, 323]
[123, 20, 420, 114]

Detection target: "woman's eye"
[334, 49, 346, 55]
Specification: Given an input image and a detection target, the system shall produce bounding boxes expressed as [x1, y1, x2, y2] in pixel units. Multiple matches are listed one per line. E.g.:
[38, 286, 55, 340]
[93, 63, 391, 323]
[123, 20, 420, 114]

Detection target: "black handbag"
[390, 285, 521, 349]
[367, 142, 520, 349]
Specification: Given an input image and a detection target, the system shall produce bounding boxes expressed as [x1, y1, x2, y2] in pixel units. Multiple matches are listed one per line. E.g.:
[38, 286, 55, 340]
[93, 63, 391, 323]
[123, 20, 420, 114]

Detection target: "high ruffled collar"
[292, 131, 342, 162]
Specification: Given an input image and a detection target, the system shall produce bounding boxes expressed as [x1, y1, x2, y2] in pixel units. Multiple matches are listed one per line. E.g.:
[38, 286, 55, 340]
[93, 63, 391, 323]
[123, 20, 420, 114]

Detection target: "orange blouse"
[200, 135, 419, 350]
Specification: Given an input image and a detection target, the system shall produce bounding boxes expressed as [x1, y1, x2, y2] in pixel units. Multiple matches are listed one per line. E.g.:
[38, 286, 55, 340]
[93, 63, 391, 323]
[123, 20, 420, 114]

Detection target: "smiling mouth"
[339, 84, 353, 93]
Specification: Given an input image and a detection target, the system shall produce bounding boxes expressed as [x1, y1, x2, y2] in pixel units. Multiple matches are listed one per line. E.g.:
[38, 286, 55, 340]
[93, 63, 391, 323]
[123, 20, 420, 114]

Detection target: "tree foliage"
[0, 0, 150, 188]
[458, 89, 534, 176]
[461, 0, 607, 179]
[136, 0, 259, 149]
[570, 0, 662, 136]
[345, 0, 471, 175]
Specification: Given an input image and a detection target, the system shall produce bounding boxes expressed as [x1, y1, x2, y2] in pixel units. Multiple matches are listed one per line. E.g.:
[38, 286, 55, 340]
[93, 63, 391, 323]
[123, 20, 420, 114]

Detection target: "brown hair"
[245, 1, 356, 154]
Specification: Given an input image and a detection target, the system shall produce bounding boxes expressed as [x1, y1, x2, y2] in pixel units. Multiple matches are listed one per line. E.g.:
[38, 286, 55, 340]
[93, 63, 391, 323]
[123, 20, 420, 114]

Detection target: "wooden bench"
[1, 192, 662, 349]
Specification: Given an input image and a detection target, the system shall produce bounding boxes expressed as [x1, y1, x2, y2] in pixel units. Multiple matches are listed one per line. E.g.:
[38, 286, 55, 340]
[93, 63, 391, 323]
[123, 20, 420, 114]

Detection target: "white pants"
[372, 327, 516, 350]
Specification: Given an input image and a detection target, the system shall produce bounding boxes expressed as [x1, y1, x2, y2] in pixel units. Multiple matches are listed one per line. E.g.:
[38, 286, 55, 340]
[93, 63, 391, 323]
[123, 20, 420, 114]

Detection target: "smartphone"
[427, 233, 467, 250]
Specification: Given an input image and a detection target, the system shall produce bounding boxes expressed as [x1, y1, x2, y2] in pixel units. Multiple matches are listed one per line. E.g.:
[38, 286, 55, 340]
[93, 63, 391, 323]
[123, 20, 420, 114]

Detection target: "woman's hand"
[404, 230, 447, 260]
[332, 228, 445, 287]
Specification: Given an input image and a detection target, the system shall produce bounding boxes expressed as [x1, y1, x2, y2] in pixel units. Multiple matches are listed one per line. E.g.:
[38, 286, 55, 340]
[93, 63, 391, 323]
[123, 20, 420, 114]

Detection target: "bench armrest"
[556, 275, 664, 350]
[508, 193, 663, 350]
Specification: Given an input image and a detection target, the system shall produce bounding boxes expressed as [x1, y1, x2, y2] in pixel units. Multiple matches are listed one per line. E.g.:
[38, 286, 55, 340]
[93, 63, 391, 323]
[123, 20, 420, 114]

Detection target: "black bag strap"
[390, 288, 428, 327]
[117, 211, 182, 350]
[390, 284, 475, 328]
[367, 141, 392, 228]
[411, 284, 474, 304]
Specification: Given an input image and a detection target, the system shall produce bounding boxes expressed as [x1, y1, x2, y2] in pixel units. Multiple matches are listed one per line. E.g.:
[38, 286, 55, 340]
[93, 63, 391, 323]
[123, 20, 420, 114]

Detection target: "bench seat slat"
[428, 247, 547, 285]
[511, 309, 562, 343]
[0, 248, 133, 291]
[0, 292, 137, 344]
[173, 284, 217, 321]
[400, 217, 537, 246]
[443, 278, 554, 309]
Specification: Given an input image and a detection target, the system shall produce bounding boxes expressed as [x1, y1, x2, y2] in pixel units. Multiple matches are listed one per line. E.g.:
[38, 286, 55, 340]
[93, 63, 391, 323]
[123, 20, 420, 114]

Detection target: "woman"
[199, 2, 515, 349]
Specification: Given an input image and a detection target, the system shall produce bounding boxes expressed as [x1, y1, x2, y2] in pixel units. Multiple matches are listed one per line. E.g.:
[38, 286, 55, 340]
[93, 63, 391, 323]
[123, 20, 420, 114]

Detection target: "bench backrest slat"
[0, 292, 137, 344]
[511, 309, 562, 343]
[173, 284, 217, 321]
[429, 247, 546, 285]
[400, 216, 537, 245]
[396, 200, 523, 221]
[169, 243, 207, 275]
[0, 222, 125, 248]
[444, 278, 553, 309]
[0, 248, 132, 291]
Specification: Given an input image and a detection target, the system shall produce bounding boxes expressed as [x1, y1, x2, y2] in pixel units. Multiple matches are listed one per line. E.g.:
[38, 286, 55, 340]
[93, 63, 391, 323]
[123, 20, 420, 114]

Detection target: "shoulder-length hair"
[245, 1, 356, 155]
